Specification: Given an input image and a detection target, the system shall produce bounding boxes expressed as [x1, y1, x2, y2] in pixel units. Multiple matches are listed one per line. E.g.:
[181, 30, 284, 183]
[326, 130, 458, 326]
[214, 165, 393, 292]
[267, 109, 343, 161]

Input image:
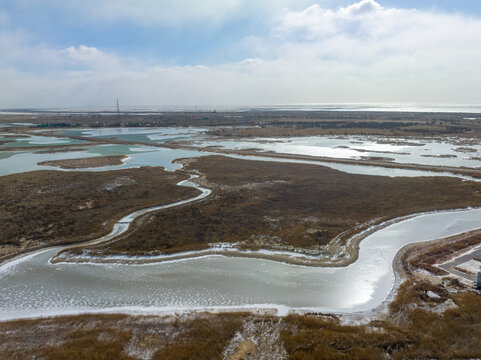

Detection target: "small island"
[38, 155, 127, 169]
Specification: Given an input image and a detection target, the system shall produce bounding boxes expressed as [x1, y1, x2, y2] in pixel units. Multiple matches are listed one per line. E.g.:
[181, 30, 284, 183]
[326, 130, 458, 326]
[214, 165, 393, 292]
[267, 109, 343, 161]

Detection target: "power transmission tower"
[116, 99, 121, 122]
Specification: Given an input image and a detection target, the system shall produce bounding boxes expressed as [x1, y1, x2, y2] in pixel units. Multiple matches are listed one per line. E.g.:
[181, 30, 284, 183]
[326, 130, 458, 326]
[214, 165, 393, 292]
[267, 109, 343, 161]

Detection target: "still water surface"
[1, 127, 481, 320]
[1, 208, 481, 320]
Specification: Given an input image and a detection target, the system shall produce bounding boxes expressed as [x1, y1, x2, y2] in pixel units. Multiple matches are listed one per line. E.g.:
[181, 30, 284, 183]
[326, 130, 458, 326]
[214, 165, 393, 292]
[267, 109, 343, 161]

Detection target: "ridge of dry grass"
[0, 167, 199, 263]
[92, 156, 481, 257]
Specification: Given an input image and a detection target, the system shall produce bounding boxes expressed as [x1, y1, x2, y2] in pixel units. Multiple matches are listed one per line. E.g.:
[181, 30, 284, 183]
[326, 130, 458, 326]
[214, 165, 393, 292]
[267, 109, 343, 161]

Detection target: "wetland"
[2, 111, 481, 359]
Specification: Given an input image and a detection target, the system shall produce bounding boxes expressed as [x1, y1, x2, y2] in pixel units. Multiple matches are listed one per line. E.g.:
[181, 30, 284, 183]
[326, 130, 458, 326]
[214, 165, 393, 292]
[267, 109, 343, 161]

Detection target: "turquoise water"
[1, 134, 87, 148]
[0, 151, 16, 160]
[1, 127, 478, 179]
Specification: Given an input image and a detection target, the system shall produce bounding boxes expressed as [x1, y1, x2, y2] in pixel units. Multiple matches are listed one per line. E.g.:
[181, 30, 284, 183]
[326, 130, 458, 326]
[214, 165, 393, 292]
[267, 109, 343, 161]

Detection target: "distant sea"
[1, 103, 481, 114]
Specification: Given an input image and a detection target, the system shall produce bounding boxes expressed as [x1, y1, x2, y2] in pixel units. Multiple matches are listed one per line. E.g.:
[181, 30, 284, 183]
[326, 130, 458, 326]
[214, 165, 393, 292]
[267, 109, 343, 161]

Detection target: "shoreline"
[0, 168, 201, 266]
[14, 128, 481, 179]
[52, 206, 481, 268]
[164, 142, 481, 179]
[37, 155, 128, 169]
[2, 146, 481, 323]
[2, 228, 480, 323]
[1, 197, 481, 324]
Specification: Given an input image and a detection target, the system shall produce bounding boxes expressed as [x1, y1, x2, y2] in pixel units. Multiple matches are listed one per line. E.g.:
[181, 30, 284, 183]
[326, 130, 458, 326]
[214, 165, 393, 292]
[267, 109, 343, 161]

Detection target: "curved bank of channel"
[1, 130, 481, 320]
[1, 170, 481, 320]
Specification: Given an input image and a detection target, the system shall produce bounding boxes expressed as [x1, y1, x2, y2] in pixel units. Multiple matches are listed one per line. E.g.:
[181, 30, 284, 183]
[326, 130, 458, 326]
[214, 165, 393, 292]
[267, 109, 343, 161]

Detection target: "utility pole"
[116, 99, 121, 123]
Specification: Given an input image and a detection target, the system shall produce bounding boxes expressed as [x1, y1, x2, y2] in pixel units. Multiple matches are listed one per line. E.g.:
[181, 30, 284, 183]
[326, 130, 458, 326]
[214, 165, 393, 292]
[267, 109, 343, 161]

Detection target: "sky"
[1, 0, 481, 108]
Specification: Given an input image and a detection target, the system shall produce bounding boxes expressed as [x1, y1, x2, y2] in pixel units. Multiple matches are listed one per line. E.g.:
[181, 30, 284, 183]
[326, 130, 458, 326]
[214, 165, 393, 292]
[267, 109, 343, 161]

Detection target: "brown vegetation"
[0, 313, 244, 360]
[3, 111, 480, 138]
[281, 287, 481, 360]
[2, 230, 481, 359]
[1, 283, 480, 359]
[171, 146, 481, 179]
[0, 142, 99, 152]
[209, 121, 473, 137]
[398, 230, 481, 277]
[38, 155, 127, 169]
[92, 155, 481, 256]
[0, 167, 199, 262]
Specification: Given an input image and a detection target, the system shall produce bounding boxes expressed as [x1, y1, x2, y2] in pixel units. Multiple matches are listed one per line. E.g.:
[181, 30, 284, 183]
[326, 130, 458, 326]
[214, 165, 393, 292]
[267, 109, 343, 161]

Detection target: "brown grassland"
[2, 111, 480, 138]
[2, 114, 481, 358]
[208, 121, 477, 137]
[87, 156, 481, 258]
[169, 146, 481, 179]
[38, 155, 128, 169]
[0, 167, 199, 263]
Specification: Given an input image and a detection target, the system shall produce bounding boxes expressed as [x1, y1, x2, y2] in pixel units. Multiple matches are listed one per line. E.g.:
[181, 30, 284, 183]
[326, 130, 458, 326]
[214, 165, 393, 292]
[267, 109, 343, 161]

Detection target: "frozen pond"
[56, 126, 208, 144]
[195, 135, 481, 169]
[0, 145, 209, 176]
[1, 208, 481, 320]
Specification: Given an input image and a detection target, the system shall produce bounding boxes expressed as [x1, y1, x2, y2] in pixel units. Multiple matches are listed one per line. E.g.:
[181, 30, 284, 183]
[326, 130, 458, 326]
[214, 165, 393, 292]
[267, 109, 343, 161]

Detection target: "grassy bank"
[88, 155, 481, 258]
[38, 155, 127, 169]
[2, 208, 481, 359]
[0, 167, 199, 263]
[1, 278, 480, 359]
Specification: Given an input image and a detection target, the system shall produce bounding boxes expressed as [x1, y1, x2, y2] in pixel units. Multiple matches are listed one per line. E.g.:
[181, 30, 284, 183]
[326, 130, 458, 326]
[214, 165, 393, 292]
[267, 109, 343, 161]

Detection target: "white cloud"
[59, 45, 125, 70]
[63, 45, 104, 62]
[1, 1, 481, 108]
[272, 1, 481, 78]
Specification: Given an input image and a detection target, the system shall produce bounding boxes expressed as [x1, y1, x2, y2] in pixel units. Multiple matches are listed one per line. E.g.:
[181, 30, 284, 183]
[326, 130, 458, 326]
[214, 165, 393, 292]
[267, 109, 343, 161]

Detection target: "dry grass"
[38, 155, 127, 169]
[280, 287, 481, 360]
[399, 231, 481, 277]
[95, 156, 481, 256]
[3, 285, 480, 359]
[0, 313, 245, 360]
[152, 316, 243, 360]
[0, 167, 199, 262]
[37, 329, 134, 360]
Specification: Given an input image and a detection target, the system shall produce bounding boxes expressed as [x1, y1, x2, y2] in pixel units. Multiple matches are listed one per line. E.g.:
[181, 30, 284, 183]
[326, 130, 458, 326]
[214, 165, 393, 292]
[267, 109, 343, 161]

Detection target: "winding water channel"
[2, 128, 481, 321]
[1, 175, 481, 320]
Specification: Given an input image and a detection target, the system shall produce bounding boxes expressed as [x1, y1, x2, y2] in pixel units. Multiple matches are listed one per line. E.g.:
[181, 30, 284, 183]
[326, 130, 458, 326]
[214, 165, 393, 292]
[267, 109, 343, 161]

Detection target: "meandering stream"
[1, 173, 481, 321]
[2, 128, 481, 321]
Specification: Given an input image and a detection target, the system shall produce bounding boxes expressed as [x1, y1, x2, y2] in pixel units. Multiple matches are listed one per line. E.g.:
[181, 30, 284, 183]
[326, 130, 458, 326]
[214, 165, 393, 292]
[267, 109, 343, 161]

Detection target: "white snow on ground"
[426, 291, 441, 299]
[222, 318, 287, 360]
[456, 259, 481, 275]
